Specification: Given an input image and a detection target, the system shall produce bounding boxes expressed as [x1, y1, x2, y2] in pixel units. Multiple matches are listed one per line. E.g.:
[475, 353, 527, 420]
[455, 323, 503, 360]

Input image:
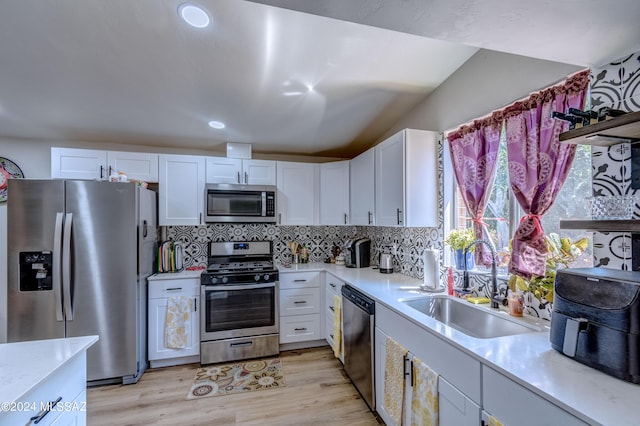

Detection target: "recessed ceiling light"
[178, 3, 210, 28]
[208, 120, 225, 129]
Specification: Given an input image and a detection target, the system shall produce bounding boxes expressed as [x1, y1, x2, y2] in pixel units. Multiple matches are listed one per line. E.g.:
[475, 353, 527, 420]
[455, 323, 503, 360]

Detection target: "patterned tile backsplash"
[590, 50, 640, 271]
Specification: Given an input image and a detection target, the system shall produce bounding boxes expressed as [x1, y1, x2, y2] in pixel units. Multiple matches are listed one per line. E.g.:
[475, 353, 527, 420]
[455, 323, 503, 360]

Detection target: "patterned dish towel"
[410, 356, 439, 426]
[332, 295, 342, 359]
[165, 296, 191, 349]
[384, 336, 408, 426]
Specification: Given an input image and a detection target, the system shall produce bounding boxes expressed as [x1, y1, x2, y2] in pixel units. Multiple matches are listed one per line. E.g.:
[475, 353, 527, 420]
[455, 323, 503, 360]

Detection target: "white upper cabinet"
[51, 147, 108, 180]
[108, 151, 159, 182]
[320, 161, 350, 225]
[158, 154, 205, 226]
[349, 147, 375, 225]
[276, 161, 319, 225]
[51, 147, 159, 182]
[206, 157, 276, 185]
[374, 129, 439, 227]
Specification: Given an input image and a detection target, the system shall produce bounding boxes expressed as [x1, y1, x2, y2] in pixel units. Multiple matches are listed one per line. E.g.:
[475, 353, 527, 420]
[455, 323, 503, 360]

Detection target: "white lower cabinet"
[375, 303, 481, 425]
[1, 352, 87, 426]
[148, 276, 200, 368]
[439, 376, 481, 426]
[482, 366, 588, 426]
[324, 273, 344, 363]
[279, 271, 321, 344]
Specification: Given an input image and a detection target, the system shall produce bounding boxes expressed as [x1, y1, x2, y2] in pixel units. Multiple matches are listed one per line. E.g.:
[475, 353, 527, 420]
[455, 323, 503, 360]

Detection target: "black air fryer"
[550, 267, 640, 383]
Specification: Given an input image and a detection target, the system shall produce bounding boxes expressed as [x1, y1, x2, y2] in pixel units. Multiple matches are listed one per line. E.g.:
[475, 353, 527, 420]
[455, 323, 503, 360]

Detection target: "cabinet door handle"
[294, 327, 307, 331]
[368, 211, 372, 225]
[329, 306, 335, 312]
[100, 165, 104, 180]
[278, 213, 282, 225]
[244, 171, 248, 184]
[194, 297, 197, 312]
[294, 300, 307, 304]
[30, 396, 62, 424]
[329, 283, 336, 288]
[344, 213, 347, 224]
[293, 279, 307, 282]
[166, 287, 183, 291]
[237, 171, 241, 184]
[330, 333, 334, 339]
[396, 208, 402, 225]
[199, 213, 202, 224]
[108, 165, 113, 177]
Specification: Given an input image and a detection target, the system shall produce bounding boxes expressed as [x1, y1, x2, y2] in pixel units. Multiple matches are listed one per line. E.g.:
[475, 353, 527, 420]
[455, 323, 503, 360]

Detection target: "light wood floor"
[87, 346, 383, 425]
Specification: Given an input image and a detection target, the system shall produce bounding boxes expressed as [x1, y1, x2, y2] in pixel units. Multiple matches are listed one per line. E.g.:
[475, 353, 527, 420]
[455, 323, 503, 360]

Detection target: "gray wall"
[382, 49, 583, 137]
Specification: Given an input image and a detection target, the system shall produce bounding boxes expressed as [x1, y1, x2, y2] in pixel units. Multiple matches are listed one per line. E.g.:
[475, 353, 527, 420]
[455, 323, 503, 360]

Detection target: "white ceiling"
[0, 0, 638, 158]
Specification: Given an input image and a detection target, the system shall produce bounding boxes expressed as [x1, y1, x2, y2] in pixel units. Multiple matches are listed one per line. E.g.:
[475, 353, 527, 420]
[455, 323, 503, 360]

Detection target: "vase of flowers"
[444, 228, 476, 270]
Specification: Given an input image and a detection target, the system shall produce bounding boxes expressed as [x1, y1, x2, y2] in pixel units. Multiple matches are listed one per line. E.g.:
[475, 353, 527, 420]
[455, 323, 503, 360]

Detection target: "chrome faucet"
[462, 239, 506, 309]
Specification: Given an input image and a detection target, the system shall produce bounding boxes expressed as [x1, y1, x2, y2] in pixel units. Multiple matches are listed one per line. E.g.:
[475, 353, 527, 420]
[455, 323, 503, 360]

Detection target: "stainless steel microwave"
[204, 183, 277, 223]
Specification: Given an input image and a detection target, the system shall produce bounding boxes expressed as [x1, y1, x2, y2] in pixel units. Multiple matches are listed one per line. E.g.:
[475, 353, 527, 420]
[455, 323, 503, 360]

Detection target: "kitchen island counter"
[0, 335, 98, 404]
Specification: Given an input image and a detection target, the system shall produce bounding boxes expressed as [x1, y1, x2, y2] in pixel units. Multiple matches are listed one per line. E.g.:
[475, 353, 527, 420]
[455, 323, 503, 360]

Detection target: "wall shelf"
[560, 219, 640, 232]
[559, 110, 640, 146]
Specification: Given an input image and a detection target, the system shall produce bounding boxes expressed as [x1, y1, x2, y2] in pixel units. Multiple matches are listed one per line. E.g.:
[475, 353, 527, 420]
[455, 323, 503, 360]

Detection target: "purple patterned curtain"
[505, 70, 590, 278]
[447, 114, 502, 264]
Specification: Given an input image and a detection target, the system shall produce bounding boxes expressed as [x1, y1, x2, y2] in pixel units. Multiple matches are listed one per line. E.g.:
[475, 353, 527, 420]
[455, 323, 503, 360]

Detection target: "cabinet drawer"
[280, 287, 320, 316]
[482, 367, 588, 426]
[279, 271, 320, 289]
[148, 278, 199, 298]
[1, 353, 86, 426]
[325, 274, 344, 296]
[280, 314, 321, 343]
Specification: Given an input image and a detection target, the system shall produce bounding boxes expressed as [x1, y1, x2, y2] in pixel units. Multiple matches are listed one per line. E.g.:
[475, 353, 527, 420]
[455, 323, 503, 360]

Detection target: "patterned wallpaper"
[590, 50, 640, 270]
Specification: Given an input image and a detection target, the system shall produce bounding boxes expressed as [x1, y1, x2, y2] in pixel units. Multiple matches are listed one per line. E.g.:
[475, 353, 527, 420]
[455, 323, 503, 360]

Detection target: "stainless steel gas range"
[200, 241, 279, 365]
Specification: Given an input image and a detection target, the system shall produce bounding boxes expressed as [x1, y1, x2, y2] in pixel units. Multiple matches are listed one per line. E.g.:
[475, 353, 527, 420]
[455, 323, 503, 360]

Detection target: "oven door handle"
[204, 283, 275, 291]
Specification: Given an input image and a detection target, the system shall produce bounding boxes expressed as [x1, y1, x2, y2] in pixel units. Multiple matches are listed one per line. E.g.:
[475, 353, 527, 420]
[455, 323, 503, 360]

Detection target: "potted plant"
[508, 233, 588, 310]
[444, 228, 476, 270]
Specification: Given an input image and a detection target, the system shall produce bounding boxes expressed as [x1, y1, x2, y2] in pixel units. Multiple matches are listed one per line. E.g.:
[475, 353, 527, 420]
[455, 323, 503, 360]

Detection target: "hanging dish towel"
[384, 336, 408, 426]
[410, 356, 439, 426]
[488, 416, 504, 426]
[332, 295, 343, 359]
[165, 296, 191, 349]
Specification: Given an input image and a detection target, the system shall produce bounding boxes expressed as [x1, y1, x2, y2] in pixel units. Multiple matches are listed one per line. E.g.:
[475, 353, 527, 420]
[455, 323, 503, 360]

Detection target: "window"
[452, 129, 593, 270]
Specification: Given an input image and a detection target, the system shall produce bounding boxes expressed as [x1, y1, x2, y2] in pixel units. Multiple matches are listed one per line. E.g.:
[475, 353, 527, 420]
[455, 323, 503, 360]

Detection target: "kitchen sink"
[402, 295, 541, 339]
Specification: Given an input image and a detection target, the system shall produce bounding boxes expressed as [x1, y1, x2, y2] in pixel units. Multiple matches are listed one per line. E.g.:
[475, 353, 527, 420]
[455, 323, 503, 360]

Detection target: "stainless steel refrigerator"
[7, 179, 157, 384]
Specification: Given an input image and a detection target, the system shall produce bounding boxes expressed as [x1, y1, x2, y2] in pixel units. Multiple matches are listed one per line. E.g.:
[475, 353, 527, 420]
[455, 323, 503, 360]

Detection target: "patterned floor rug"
[186, 357, 286, 400]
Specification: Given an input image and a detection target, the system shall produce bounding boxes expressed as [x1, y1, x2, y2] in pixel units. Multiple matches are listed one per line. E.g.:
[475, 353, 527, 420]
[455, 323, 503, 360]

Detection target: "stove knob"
[210, 277, 218, 285]
[222, 276, 228, 284]
[263, 274, 270, 281]
[255, 274, 261, 282]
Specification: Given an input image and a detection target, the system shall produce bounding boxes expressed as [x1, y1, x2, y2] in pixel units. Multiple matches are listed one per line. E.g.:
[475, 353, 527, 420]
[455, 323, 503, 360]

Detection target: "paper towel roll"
[424, 248, 440, 290]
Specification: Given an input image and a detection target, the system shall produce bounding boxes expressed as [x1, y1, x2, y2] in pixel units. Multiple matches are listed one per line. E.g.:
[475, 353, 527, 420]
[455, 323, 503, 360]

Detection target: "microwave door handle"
[62, 213, 74, 321]
[53, 212, 64, 321]
[205, 283, 274, 291]
[262, 192, 267, 216]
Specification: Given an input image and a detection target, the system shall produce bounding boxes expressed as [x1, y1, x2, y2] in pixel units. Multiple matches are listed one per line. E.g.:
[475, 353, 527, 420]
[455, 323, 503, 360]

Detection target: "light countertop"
[280, 262, 640, 426]
[148, 269, 205, 281]
[0, 336, 98, 404]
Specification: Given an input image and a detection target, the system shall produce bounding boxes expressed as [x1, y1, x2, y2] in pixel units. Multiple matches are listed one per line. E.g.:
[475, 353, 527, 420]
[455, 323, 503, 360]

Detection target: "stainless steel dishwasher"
[341, 284, 375, 410]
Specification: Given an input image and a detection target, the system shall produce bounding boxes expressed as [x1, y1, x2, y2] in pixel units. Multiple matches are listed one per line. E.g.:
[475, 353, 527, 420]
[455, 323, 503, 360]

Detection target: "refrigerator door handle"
[53, 212, 64, 322]
[62, 212, 74, 321]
